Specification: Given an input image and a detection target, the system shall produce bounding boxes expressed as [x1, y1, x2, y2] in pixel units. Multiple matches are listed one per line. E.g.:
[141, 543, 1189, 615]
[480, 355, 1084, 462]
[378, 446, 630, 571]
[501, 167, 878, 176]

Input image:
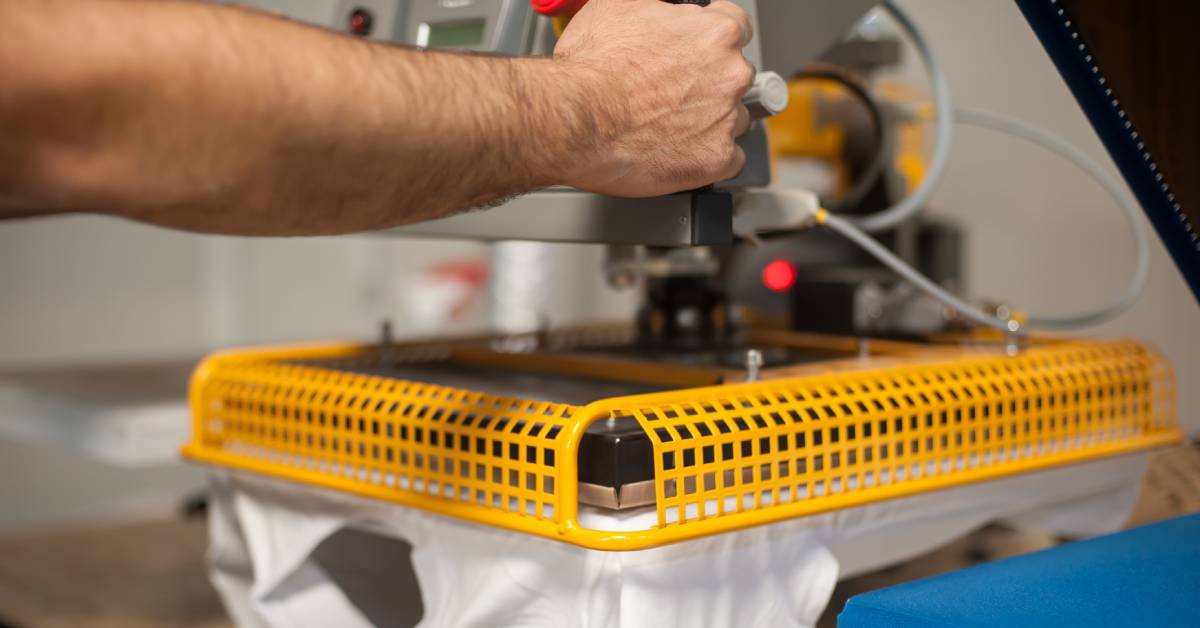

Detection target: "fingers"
[562, 0, 754, 196]
[733, 103, 751, 137]
[705, 0, 754, 48]
[718, 144, 747, 182]
[675, 143, 744, 191]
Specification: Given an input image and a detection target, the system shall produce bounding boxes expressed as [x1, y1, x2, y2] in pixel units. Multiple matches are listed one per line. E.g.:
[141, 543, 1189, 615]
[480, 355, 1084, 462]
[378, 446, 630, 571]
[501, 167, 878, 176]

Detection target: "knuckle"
[725, 151, 746, 177]
[711, 14, 742, 45]
[731, 108, 750, 135]
[731, 59, 755, 92]
[708, 140, 738, 173]
[741, 10, 755, 42]
[723, 107, 743, 131]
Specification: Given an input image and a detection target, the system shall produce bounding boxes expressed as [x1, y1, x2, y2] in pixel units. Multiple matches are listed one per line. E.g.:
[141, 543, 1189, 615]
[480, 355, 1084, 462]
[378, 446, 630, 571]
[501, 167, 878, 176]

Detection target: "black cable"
[790, 67, 894, 214]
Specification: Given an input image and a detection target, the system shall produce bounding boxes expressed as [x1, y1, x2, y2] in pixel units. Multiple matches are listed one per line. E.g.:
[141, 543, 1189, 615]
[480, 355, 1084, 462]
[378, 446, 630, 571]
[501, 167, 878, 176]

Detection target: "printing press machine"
[181, 1, 1197, 624]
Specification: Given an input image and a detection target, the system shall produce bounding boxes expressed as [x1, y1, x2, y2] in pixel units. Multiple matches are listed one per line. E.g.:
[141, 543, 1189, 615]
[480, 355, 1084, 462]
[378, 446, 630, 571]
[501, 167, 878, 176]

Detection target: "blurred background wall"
[0, 0, 1195, 532]
[887, 0, 1198, 427]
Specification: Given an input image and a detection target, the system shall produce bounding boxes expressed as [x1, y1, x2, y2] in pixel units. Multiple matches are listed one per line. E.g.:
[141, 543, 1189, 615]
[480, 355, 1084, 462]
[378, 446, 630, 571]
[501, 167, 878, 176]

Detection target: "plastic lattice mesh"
[604, 340, 1177, 530]
[190, 344, 576, 531]
[185, 337, 1180, 550]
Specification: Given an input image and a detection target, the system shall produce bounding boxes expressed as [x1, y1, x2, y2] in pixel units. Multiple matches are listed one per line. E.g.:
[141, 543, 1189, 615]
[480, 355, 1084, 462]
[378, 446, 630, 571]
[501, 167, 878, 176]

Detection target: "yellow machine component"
[183, 334, 1180, 551]
[767, 79, 848, 162]
[877, 80, 933, 194]
[551, 15, 570, 37]
[767, 77, 931, 197]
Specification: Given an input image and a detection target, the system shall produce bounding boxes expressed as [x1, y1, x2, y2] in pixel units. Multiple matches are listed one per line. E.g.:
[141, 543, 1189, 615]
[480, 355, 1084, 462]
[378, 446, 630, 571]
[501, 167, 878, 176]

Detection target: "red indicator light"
[348, 8, 373, 36]
[762, 259, 796, 293]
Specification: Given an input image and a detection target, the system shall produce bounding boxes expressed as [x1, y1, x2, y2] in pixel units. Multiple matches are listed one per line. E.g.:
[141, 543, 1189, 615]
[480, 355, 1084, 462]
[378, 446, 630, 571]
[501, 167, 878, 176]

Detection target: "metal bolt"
[608, 270, 637, 289]
[1004, 319, 1021, 356]
[379, 320, 394, 367]
[676, 307, 699, 329]
[745, 349, 764, 382]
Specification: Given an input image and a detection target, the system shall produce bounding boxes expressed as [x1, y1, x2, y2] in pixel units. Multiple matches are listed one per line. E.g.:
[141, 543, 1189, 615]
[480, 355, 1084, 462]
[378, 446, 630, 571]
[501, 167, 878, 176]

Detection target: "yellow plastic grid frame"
[182, 337, 1180, 550]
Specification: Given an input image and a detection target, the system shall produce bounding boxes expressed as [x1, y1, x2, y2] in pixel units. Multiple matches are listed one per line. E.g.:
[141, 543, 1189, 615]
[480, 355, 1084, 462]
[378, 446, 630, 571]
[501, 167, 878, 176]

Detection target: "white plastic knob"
[743, 71, 790, 119]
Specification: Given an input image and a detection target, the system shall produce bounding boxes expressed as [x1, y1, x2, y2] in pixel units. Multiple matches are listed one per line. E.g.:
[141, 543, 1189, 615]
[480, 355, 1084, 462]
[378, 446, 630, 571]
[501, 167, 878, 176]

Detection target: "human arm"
[0, 0, 753, 235]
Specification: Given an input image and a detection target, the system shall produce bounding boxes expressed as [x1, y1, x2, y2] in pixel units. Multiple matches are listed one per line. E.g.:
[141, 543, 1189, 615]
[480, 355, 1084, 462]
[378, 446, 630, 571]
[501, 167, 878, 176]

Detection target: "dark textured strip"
[1015, 0, 1200, 304]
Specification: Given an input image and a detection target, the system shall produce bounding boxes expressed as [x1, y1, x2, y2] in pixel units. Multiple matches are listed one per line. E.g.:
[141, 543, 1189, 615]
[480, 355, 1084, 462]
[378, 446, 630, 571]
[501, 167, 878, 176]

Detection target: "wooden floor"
[0, 517, 227, 628]
[1, 442, 1197, 628]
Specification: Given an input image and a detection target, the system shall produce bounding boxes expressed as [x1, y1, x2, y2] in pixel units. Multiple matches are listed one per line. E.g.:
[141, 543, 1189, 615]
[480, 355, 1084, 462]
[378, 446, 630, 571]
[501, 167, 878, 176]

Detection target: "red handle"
[531, 0, 709, 18]
[530, 0, 589, 16]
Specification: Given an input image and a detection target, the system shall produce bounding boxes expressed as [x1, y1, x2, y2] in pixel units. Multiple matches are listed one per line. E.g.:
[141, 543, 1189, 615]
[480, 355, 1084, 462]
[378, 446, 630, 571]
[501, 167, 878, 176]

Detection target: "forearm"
[0, 0, 587, 235]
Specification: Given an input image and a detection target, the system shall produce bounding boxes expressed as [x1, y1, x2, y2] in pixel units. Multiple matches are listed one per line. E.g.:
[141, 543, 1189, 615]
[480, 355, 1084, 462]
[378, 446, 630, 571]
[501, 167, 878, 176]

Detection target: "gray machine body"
[226, 0, 539, 53]
[225, 0, 878, 244]
[228, 0, 876, 66]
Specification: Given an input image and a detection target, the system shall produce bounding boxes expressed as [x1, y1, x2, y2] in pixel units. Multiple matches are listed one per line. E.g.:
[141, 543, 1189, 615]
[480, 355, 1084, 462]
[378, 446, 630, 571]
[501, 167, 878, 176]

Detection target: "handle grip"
[533, 0, 711, 17]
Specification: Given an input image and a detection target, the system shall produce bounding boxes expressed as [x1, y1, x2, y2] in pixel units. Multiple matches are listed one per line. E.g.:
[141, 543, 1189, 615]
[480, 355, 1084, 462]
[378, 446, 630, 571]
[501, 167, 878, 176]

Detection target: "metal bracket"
[385, 188, 735, 246]
[383, 187, 824, 246]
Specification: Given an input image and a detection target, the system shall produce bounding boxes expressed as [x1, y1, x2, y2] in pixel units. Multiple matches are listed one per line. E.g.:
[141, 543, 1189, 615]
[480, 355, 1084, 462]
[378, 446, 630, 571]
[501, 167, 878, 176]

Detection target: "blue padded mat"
[839, 513, 1200, 627]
